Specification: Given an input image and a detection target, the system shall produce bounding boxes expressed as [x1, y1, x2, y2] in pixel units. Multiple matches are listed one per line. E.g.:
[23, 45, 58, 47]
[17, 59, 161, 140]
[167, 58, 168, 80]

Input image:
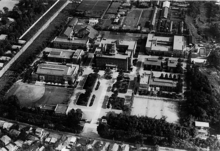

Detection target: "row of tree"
[0, 95, 83, 133]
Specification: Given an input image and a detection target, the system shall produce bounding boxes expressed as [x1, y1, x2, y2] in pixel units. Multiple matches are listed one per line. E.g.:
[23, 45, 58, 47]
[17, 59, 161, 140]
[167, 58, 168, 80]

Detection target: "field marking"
[136, 9, 143, 26]
[90, 0, 99, 11]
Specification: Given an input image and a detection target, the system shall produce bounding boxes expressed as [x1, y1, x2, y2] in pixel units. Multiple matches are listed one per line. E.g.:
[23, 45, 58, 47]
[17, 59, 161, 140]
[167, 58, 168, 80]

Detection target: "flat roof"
[64, 27, 73, 37]
[168, 60, 178, 68]
[195, 121, 209, 127]
[55, 104, 68, 114]
[73, 49, 83, 57]
[47, 49, 74, 59]
[36, 63, 78, 76]
[54, 37, 88, 44]
[96, 38, 136, 59]
[140, 74, 150, 85]
[162, 1, 170, 8]
[173, 36, 184, 51]
[146, 34, 172, 51]
[144, 58, 162, 66]
[149, 78, 177, 87]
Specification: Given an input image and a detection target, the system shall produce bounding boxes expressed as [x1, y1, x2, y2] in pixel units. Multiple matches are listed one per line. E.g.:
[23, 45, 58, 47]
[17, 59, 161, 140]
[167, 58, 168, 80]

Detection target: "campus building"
[32, 62, 79, 83]
[145, 34, 186, 56]
[139, 72, 177, 92]
[42, 47, 83, 64]
[53, 25, 98, 49]
[94, 39, 136, 71]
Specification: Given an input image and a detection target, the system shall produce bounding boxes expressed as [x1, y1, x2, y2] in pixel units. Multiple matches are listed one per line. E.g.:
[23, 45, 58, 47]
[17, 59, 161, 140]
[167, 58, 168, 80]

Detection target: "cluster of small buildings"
[0, 119, 155, 151]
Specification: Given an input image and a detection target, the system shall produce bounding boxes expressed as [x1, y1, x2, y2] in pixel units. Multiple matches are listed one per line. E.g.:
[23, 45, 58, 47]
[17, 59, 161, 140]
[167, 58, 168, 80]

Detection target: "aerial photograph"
[0, 0, 220, 150]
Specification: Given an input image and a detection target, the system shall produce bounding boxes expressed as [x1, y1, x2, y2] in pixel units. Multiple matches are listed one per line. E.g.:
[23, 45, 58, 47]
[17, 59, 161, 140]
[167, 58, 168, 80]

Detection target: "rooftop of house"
[54, 104, 68, 114]
[36, 62, 79, 76]
[0, 34, 7, 41]
[63, 27, 73, 37]
[68, 18, 78, 27]
[72, 49, 83, 58]
[173, 36, 185, 51]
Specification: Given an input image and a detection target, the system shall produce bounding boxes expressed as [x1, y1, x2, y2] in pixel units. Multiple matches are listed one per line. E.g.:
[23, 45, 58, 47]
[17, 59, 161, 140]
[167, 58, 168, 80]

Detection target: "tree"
[3, 7, 9, 14]
[97, 124, 110, 138]
[104, 68, 113, 79]
[207, 48, 220, 67]
[160, 73, 164, 79]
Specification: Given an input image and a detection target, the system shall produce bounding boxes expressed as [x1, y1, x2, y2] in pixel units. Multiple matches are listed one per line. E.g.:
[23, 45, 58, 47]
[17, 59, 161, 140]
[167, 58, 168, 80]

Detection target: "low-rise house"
[144, 58, 162, 70]
[89, 18, 99, 26]
[9, 129, 20, 138]
[109, 143, 119, 151]
[0, 135, 11, 145]
[3, 122, 13, 130]
[14, 140, 24, 148]
[32, 62, 79, 84]
[121, 144, 129, 151]
[0, 34, 7, 41]
[0, 120, 5, 128]
[195, 121, 209, 139]
[11, 45, 21, 50]
[5, 143, 18, 151]
[0, 148, 7, 151]
[35, 128, 44, 138]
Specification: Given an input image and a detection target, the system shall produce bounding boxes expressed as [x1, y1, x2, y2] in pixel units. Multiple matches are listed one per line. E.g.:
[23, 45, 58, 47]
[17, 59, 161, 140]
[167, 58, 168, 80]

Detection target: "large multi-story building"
[42, 47, 83, 64]
[94, 38, 136, 71]
[32, 62, 79, 83]
[145, 34, 186, 56]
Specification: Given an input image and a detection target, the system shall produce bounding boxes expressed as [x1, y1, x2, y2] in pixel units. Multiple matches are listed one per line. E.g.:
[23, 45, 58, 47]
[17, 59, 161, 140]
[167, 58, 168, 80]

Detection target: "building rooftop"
[47, 48, 74, 59]
[64, 27, 73, 37]
[168, 59, 178, 68]
[95, 38, 136, 59]
[54, 104, 68, 114]
[0, 34, 7, 41]
[162, 1, 170, 8]
[173, 36, 185, 51]
[69, 18, 78, 27]
[36, 63, 78, 76]
[149, 78, 177, 87]
[146, 34, 173, 51]
[195, 121, 209, 128]
[54, 37, 88, 45]
[144, 58, 162, 66]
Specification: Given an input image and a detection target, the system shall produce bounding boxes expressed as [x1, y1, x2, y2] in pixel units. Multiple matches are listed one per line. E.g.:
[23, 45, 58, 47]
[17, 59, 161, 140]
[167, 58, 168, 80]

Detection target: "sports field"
[131, 96, 179, 123]
[123, 10, 142, 28]
[7, 82, 72, 107]
[6, 82, 45, 106]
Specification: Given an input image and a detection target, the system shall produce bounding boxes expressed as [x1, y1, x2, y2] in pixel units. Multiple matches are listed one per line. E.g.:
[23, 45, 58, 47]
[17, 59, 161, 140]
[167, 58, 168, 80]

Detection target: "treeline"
[97, 113, 197, 149]
[0, 95, 83, 133]
[180, 63, 220, 127]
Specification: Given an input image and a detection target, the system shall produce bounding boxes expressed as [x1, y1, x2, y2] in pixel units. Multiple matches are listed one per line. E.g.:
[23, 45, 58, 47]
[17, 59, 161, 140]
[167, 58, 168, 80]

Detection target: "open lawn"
[34, 86, 73, 106]
[123, 10, 142, 28]
[6, 81, 45, 106]
[139, 9, 153, 27]
[131, 96, 179, 123]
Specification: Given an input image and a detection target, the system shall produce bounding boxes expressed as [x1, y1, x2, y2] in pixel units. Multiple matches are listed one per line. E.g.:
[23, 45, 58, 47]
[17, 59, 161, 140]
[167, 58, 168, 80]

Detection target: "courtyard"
[131, 96, 179, 123]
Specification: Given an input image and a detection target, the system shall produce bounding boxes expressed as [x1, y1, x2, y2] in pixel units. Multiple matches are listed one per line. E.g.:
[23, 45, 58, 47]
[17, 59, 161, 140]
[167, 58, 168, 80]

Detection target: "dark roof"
[144, 58, 162, 66]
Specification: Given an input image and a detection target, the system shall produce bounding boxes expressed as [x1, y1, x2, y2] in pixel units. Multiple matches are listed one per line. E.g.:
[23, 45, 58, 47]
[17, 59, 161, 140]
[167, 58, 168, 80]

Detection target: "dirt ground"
[6, 81, 45, 106]
[131, 96, 179, 123]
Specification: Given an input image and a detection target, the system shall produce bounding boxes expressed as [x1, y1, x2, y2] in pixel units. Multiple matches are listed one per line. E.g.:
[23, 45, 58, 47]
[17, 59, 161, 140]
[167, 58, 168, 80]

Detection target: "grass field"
[6, 82, 72, 107]
[6, 82, 45, 106]
[34, 86, 73, 106]
[22, 0, 66, 41]
[139, 9, 153, 27]
[131, 96, 179, 123]
[123, 10, 142, 28]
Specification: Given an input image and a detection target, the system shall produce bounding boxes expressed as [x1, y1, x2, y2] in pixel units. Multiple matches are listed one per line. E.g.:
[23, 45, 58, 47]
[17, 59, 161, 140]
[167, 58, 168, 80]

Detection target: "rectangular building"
[42, 47, 83, 64]
[94, 39, 136, 71]
[32, 63, 79, 83]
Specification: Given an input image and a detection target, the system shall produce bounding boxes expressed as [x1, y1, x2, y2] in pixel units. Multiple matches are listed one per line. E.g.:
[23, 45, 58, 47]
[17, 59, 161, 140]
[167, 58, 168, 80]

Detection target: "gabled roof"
[64, 27, 73, 37]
